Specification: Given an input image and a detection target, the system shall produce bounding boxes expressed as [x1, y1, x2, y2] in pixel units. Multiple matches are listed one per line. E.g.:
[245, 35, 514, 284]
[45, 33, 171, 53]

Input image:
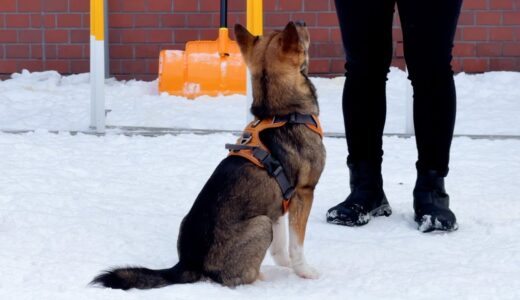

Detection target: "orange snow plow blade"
[158, 28, 246, 99]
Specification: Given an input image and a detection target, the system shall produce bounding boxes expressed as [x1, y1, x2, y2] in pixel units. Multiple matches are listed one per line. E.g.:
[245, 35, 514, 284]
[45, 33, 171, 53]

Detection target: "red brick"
[120, 60, 146, 73]
[463, 28, 488, 41]
[304, 0, 330, 11]
[0, 60, 18, 73]
[110, 45, 134, 59]
[57, 14, 83, 27]
[43, 0, 68, 12]
[135, 45, 160, 58]
[43, 14, 56, 27]
[45, 45, 57, 59]
[45, 60, 70, 73]
[316, 44, 344, 57]
[110, 14, 134, 28]
[503, 43, 520, 55]
[454, 42, 477, 56]
[476, 12, 502, 25]
[263, 0, 276, 11]
[309, 28, 330, 42]
[174, 29, 200, 43]
[121, 30, 147, 43]
[6, 14, 31, 27]
[18, 0, 41, 12]
[6, 45, 30, 58]
[0, 30, 17, 43]
[395, 42, 404, 57]
[291, 13, 317, 26]
[45, 30, 69, 43]
[147, 0, 172, 12]
[200, 0, 219, 12]
[264, 13, 293, 27]
[458, 12, 475, 25]
[463, 58, 488, 72]
[174, 0, 197, 12]
[199, 29, 218, 40]
[452, 59, 463, 73]
[123, 0, 146, 12]
[309, 59, 330, 73]
[161, 15, 185, 27]
[330, 59, 346, 74]
[30, 14, 43, 27]
[489, 27, 514, 40]
[31, 45, 42, 58]
[490, 58, 515, 70]
[490, 0, 514, 9]
[70, 0, 89, 12]
[331, 28, 341, 42]
[477, 43, 502, 56]
[228, 0, 246, 12]
[0, 0, 16, 12]
[71, 60, 89, 73]
[19, 30, 42, 43]
[70, 30, 89, 43]
[58, 45, 83, 59]
[0, 46, 4, 59]
[135, 14, 161, 27]
[17, 60, 44, 71]
[463, 0, 488, 9]
[279, 0, 303, 11]
[503, 12, 520, 24]
[392, 58, 406, 70]
[186, 14, 214, 27]
[146, 59, 159, 74]
[317, 12, 338, 26]
[146, 29, 173, 43]
[109, 60, 121, 73]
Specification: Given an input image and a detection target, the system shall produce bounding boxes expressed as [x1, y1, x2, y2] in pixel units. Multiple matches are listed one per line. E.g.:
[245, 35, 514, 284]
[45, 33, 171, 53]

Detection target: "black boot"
[326, 161, 392, 226]
[414, 170, 458, 232]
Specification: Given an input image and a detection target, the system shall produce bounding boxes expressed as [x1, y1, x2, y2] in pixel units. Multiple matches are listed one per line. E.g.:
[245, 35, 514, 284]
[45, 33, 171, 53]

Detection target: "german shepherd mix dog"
[91, 21, 325, 289]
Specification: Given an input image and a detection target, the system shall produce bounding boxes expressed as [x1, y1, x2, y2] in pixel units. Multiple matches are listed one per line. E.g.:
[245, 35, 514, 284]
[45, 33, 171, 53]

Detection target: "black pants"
[335, 0, 463, 176]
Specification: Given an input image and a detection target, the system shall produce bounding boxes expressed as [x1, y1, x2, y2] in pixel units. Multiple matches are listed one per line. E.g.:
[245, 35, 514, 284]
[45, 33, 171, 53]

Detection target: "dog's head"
[234, 21, 317, 118]
[234, 21, 310, 76]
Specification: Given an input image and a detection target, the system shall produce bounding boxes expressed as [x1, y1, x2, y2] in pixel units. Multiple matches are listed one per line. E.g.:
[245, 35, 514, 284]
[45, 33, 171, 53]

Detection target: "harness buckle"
[239, 132, 252, 145]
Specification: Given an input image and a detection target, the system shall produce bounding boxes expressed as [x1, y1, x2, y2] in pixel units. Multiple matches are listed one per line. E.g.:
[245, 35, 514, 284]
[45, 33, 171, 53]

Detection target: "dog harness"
[225, 113, 323, 214]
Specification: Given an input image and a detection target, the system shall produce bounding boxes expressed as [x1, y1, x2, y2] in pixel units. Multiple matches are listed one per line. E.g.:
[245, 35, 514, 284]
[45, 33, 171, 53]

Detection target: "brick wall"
[0, 0, 519, 80]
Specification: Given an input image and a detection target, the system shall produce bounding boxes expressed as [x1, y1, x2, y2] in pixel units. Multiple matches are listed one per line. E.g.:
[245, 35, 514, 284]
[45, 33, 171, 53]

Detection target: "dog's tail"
[90, 263, 200, 290]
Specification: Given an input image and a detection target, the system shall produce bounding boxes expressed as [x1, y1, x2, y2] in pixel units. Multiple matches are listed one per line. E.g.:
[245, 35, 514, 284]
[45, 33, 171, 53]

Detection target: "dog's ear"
[234, 24, 255, 59]
[281, 21, 300, 52]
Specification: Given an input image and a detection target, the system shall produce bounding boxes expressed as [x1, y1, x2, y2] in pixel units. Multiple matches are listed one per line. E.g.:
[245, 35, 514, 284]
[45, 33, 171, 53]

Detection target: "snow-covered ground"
[1, 68, 520, 135]
[0, 69, 519, 299]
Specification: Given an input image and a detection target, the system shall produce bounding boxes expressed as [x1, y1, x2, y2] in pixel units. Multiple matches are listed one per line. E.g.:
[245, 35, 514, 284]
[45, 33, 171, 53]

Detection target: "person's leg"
[326, 0, 395, 226]
[397, 0, 462, 232]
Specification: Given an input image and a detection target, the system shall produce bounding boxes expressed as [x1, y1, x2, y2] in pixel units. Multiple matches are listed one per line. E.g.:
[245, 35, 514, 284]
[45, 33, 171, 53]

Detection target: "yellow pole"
[246, 0, 263, 122]
[90, 0, 106, 132]
[247, 0, 263, 36]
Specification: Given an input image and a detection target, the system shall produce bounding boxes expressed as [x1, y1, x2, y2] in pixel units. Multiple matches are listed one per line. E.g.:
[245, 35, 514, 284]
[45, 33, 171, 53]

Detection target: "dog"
[91, 21, 325, 289]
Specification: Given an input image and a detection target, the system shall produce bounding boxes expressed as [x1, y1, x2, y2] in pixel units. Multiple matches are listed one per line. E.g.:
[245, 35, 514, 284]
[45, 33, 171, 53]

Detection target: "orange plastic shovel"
[158, 0, 246, 99]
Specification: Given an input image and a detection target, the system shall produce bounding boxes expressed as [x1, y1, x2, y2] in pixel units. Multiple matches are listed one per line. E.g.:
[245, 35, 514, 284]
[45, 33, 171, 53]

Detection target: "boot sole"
[326, 204, 392, 227]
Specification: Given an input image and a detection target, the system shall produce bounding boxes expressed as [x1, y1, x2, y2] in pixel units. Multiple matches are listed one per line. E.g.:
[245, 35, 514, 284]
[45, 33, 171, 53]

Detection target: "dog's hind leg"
[270, 216, 291, 267]
[205, 215, 272, 287]
[289, 187, 319, 279]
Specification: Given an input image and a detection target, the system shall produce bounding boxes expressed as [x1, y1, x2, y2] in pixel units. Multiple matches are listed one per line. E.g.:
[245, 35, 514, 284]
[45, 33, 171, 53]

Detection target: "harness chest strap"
[225, 113, 323, 213]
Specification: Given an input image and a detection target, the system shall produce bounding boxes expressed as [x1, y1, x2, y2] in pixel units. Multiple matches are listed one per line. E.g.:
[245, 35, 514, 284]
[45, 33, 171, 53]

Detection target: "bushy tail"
[90, 263, 200, 290]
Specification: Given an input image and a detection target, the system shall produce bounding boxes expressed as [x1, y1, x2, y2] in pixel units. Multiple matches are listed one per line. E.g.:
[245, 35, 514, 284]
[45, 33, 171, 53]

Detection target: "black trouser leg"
[334, 0, 396, 164]
[397, 0, 463, 176]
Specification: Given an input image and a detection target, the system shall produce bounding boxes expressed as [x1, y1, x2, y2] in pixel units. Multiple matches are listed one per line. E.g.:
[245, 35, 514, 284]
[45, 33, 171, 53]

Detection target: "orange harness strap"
[225, 113, 323, 214]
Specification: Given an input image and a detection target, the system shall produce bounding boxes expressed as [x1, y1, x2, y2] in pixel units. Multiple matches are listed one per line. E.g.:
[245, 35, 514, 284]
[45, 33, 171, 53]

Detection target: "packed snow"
[0, 69, 519, 299]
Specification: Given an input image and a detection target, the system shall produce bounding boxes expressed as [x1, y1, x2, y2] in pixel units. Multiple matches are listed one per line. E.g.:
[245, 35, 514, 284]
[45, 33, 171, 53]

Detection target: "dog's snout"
[294, 20, 306, 27]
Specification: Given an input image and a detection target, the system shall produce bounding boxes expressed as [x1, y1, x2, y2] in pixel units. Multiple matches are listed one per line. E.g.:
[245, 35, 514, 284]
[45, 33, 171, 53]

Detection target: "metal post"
[90, 0, 106, 133]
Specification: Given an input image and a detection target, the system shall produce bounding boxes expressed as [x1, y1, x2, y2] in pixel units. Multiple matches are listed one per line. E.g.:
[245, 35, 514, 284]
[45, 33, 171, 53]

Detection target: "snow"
[1, 68, 520, 135]
[1, 69, 520, 299]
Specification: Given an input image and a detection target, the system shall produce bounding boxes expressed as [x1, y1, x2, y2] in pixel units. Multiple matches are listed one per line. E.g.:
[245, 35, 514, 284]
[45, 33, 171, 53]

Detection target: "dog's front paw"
[293, 264, 320, 279]
[272, 252, 291, 268]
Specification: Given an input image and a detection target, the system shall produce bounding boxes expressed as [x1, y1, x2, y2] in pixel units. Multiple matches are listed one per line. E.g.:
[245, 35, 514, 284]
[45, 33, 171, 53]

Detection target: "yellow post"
[246, 0, 263, 122]
[90, 0, 106, 132]
[247, 0, 263, 36]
